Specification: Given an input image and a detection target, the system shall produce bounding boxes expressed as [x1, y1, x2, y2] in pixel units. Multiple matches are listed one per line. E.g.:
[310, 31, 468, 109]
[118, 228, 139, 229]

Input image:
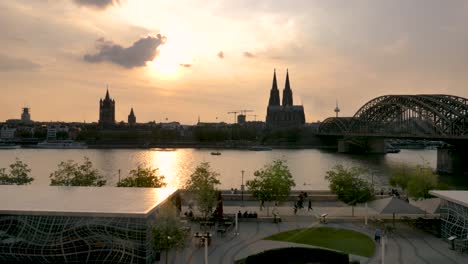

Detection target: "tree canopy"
[49, 157, 106, 186]
[390, 162, 444, 199]
[325, 164, 374, 215]
[184, 162, 220, 219]
[152, 205, 188, 252]
[247, 159, 296, 205]
[0, 158, 34, 185]
[117, 165, 166, 188]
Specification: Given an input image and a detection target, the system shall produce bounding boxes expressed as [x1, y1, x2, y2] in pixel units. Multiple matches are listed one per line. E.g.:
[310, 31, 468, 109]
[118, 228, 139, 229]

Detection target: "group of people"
[237, 210, 258, 219]
[293, 191, 313, 214]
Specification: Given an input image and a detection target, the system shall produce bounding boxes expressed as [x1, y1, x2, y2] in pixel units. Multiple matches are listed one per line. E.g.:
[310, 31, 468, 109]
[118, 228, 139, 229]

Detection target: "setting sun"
[146, 37, 193, 79]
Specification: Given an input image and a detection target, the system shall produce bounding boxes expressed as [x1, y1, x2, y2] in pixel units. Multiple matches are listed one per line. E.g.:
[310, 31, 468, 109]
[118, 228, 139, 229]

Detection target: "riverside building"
[430, 190, 468, 252]
[0, 186, 177, 264]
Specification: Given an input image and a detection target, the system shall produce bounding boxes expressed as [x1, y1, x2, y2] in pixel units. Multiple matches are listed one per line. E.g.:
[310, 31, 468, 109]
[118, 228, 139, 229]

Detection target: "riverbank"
[87, 143, 337, 150]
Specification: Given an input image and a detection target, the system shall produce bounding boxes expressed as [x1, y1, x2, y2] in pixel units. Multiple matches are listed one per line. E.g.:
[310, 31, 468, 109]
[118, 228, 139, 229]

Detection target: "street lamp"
[165, 236, 171, 264]
[241, 170, 245, 207]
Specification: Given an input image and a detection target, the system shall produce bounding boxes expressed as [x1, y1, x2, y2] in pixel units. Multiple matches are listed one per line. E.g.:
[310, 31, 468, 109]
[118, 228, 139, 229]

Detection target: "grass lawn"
[265, 227, 375, 257]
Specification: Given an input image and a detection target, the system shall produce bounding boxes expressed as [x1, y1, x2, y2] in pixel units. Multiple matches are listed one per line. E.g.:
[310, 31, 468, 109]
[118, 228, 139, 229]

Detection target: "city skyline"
[2, 1, 468, 124]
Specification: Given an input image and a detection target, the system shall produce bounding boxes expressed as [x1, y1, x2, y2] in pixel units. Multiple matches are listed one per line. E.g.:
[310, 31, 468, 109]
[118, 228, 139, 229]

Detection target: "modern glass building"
[430, 190, 468, 252]
[0, 186, 177, 264]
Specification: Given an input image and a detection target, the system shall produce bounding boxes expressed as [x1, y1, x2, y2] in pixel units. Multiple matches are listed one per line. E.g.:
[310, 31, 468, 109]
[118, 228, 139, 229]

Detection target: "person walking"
[308, 199, 312, 211]
[374, 228, 382, 243]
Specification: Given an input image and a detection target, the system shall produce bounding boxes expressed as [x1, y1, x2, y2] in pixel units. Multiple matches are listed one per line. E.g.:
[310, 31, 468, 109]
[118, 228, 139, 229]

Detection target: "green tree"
[389, 164, 411, 191]
[152, 205, 188, 264]
[184, 162, 220, 219]
[325, 164, 374, 216]
[247, 160, 296, 215]
[50, 157, 106, 186]
[390, 162, 443, 200]
[0, 158, 34, 185]
[117, 165, 167, 187]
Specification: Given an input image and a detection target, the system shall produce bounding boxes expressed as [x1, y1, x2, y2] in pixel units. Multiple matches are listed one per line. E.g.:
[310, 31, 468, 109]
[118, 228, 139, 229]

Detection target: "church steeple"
[128, 107, 136, 125]
[99, 86, 116, 127]
[268, 69, 280, 106]
[282, 69, 293, 106]
[105, 87, 110, 101]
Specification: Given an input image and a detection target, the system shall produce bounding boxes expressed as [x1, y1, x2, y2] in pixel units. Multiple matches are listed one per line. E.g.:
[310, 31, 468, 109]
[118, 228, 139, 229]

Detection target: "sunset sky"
[1, 0, 468, 124]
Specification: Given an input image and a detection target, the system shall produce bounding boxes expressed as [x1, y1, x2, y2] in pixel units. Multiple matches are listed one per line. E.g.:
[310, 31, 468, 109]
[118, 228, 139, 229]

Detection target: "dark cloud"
[83, 34, 166, 68]
[0, 54, 41, 72]
[243, 51, 255, 58]
[73, 0, 120, 9]
[217, 51, 224, 59]
[179, 64, 192, 68]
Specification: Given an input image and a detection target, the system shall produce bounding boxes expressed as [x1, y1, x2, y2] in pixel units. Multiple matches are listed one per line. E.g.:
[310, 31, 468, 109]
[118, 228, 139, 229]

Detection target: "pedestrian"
[260, 200, 265, 211]
[374, 228, 381, 243]
[308, 199, 312, 211]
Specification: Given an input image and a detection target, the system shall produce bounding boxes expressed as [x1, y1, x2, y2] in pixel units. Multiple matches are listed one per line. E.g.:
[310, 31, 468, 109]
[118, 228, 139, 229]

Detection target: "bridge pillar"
[337, 139, 350, 153]
[338, 138, 386, 154]
[437, 146, 468, 174]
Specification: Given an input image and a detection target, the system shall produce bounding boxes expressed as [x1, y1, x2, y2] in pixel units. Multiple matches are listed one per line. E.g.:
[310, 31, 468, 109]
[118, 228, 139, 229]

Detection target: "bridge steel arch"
[318, 94, 468, 138]
[318, 117, 353, 135]
[349, 94, 468, 137]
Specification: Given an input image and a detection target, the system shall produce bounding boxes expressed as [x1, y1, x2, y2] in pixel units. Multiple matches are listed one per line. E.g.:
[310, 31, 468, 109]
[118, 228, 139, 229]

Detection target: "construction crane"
[248, 114, 258, 121]
[228, 110, 254, 124]
[227, 111, 240, 123]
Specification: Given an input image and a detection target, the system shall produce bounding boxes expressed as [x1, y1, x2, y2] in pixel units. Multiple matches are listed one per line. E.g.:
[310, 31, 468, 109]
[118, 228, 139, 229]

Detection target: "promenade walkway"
[164, 203, 468, 264]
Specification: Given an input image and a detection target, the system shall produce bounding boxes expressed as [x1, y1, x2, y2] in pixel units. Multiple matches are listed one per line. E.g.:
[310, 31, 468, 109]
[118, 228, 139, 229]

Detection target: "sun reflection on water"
[144, 149, 186, 189]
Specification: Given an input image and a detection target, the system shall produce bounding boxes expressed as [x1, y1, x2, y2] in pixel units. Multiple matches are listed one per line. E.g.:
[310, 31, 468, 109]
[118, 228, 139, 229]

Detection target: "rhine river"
[1, 148, 466, 190]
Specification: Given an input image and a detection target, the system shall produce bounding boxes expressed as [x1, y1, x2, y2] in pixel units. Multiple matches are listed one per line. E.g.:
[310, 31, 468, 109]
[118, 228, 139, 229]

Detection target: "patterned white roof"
[430, 190, 468, 208]
[0, 186, 177, 218]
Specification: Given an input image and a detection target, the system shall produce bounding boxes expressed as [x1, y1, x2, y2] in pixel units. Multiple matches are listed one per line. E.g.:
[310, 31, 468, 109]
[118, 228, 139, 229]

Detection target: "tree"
[152, 205, 188, 264]
[390, 162, 443, 200]
[247, 159, 296, 215]
[325, 164, 374, 216]
[50, 157, 106, 186]
[184, 162, 220, 219]
[0, 158, 34, 185]
[117, 165, 167, 187]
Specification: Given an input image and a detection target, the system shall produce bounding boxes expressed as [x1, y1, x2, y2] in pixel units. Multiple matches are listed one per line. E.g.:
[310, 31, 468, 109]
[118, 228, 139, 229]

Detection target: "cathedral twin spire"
[268, 69, 293, 107]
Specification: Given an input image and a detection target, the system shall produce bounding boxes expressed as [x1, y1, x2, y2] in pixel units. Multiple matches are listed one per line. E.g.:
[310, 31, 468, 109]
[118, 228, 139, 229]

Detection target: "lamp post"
[165, 236, 171, 264]
[241, 170, 245, 207]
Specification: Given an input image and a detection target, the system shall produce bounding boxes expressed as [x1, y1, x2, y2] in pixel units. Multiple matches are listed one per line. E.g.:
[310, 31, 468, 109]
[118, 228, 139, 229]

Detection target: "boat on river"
[32, 140, 88, 149]
[211, 151, 221, 155]
[249, 146, 273, 151]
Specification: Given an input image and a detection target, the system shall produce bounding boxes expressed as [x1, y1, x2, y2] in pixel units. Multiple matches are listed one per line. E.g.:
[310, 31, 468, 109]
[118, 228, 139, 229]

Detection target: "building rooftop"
[429, 190, 468, 208]
[0, 186, 177, 218]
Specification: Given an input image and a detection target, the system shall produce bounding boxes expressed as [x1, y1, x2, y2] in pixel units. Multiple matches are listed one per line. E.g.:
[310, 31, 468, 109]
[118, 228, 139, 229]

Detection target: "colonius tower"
[99, 88, 115, 128]
[266, 69, 305, 128]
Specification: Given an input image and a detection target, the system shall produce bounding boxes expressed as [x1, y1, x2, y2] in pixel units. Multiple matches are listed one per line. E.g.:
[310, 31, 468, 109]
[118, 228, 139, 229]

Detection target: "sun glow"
[146, 37, 193, 79]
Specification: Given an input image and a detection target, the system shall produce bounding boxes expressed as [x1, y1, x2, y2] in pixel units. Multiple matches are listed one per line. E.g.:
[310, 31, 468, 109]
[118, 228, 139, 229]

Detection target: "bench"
[319, 213, 328, 223]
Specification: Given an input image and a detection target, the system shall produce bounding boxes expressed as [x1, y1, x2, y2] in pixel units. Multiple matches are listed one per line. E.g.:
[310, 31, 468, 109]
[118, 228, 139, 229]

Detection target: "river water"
[0, 148, 466, 190]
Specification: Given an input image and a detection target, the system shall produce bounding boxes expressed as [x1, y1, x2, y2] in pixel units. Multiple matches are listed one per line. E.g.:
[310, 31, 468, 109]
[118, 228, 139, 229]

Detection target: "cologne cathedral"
[98, 89, 115, 127]
[266, 69, 305, 128]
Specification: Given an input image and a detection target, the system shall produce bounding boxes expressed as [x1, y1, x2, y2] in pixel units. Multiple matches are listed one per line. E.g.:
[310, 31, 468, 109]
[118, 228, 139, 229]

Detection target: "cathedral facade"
[99, 89, 115, 127]
[266, 70, 305, 128]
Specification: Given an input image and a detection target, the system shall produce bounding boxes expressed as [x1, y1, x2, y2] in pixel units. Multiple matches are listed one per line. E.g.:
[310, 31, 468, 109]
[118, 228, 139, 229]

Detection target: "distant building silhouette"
[21, 107, 31, 123]
[99, 88, 115, 127]
[266, 69, 305, 128]
[128, 108, 136, 126]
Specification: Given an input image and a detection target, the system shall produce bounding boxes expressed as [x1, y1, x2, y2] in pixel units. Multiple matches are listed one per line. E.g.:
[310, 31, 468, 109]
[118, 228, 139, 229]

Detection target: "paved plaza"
[163, 202, 468, 264]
